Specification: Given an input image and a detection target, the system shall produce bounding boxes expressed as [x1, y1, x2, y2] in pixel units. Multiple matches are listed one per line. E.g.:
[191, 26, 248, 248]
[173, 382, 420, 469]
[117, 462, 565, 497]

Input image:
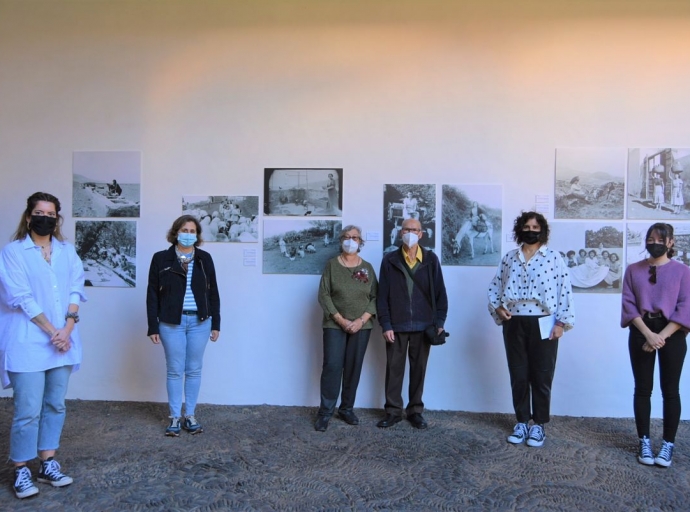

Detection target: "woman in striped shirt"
[147, 215, 221, 437]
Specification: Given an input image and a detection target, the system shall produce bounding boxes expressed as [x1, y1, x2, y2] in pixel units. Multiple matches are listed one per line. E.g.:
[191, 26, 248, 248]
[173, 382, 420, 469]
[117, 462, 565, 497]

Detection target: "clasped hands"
[51, 327, 72, 353]
[643, 332, 666, 352]
[338, 316, 364, 334]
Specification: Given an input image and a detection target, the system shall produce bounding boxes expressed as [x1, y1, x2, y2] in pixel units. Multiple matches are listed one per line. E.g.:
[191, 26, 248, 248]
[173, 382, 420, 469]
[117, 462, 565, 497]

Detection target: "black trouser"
[318, 328, 371, 417]
[629, 317, 687, 442]
[384, 331, 430, 416]
[502, 316, 559, 424]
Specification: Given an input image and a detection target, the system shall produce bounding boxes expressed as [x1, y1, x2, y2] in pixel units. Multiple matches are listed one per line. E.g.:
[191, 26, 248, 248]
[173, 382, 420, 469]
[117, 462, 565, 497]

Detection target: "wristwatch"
[65, 312, 80, 323]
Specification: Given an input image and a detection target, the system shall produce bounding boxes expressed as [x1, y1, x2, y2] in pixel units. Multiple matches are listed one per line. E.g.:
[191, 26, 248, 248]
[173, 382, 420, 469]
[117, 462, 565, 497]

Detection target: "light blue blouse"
[0, 236, 87, 388]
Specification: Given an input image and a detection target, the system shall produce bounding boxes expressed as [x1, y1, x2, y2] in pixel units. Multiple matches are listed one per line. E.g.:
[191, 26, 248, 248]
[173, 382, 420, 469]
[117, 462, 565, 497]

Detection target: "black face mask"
[519, 231, 541, 245]
[646, 243, 667, 259]
[29, 215, 57, 237]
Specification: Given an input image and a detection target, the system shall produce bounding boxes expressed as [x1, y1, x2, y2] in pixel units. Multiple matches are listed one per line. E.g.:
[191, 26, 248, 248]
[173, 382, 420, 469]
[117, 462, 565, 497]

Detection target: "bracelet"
[65, 312, 80, 323]
[555, 320, 565, 327]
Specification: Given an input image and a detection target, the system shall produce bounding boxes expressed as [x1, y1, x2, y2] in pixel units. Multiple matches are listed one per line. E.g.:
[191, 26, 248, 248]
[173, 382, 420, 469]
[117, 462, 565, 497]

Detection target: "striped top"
[182, 260, 197, 311]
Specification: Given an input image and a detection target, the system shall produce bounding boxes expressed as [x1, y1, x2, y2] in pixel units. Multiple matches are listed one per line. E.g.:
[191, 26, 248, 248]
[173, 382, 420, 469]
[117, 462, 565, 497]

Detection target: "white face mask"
[402, 232, 419, 247]
[342, 239, 359, 254]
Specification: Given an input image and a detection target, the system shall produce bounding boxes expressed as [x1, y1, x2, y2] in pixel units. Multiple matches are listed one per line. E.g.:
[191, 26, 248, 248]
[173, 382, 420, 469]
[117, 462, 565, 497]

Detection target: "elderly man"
[376, 218, 448, 429]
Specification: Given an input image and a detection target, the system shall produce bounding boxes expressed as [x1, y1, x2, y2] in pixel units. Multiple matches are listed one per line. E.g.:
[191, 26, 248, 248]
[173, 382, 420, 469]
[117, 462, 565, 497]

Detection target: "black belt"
[644, 312, 664, 319]
[182, 310, 198, 315]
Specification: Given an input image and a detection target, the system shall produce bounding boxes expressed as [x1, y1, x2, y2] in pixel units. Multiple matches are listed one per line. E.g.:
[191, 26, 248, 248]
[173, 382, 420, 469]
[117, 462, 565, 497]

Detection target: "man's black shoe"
[376, 414, 402, 428]
[407, 413, 428, 429]
[314, 416, 329, 432]
[338, 410, 359, 425]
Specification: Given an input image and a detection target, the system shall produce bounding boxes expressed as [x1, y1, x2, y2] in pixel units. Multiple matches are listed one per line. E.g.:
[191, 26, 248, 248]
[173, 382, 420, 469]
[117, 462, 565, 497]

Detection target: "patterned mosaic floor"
[0, 399, 687, 511]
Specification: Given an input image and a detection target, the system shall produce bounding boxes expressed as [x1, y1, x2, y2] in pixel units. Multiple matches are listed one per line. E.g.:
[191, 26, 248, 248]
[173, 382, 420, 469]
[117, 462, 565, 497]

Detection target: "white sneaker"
[638, 436, 654, 465]
[654, 440, 674, 467]
[507, 422, 529, 444]
[14, 466, 39, 499]
[526, 424, 546, 447]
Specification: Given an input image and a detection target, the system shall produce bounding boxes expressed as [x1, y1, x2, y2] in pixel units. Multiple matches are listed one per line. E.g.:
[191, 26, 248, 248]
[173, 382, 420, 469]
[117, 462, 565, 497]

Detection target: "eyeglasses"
[649, 265, 657, 284]
[342, 236, 361, 242]
[401, 228, 421, 233]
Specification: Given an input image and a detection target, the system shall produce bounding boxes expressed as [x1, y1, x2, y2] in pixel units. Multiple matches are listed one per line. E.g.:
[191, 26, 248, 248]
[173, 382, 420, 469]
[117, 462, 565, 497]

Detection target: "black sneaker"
[183, 415, 204, 434]
[37, 458, 73, 487]
[165, 417, 181, 437]
[14, 466, 39, 499]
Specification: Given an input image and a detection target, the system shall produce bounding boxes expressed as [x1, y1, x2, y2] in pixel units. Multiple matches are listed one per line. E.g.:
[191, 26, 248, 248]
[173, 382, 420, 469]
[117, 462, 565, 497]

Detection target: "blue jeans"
[159, 315, 211, 417]
[8, 365, 72, 463]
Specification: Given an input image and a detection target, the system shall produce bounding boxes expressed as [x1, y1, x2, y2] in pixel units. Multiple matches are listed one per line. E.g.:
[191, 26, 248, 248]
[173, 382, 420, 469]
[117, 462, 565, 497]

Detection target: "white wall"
[1, 0, 689, 418]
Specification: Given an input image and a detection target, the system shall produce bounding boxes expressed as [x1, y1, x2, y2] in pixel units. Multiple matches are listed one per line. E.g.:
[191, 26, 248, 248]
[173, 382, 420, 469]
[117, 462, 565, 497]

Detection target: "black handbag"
[401, 251, 449, 346]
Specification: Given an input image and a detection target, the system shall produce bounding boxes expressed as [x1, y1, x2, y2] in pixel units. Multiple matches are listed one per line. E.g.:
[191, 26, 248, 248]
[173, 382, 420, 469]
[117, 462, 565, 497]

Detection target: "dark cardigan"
[377, 246, 448, 333]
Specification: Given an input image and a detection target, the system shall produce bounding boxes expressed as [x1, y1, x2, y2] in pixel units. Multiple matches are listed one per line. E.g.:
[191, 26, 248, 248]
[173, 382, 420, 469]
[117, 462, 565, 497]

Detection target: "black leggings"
[628, 318, 687, 442]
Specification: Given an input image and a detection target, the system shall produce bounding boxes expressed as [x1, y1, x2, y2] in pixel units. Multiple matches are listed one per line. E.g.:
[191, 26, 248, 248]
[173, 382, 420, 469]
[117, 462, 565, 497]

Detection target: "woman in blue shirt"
[0, 192, 86, 499]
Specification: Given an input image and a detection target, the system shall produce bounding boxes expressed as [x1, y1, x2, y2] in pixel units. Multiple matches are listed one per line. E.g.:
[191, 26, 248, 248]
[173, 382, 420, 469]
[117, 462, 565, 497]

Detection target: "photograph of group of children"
[548, 223, 624, 294]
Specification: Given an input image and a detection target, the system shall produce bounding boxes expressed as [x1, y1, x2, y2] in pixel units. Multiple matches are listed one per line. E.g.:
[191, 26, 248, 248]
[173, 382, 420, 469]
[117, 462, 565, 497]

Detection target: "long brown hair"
[12, 192, 64, 241]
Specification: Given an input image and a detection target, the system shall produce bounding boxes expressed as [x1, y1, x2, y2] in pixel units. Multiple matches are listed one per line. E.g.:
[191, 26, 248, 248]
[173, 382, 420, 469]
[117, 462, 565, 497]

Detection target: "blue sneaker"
[526, 424, 546, 447]
[183, 415, 204, 435]
[638, 436, 654, 465]
[654, 440, 674, 467]
[165, 417, 181, 437]
[507, 423, 528, 444]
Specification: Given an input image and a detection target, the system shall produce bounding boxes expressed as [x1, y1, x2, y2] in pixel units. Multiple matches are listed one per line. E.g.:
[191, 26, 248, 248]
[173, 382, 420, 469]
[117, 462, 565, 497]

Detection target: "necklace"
[32, 238, 51, 263]
[339, 254, 361, 275]
[176, 248, 194, 265]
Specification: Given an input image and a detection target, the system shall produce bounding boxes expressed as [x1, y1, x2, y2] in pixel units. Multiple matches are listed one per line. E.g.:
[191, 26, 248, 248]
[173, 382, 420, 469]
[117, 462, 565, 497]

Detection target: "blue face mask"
[177, 233, 197, 247]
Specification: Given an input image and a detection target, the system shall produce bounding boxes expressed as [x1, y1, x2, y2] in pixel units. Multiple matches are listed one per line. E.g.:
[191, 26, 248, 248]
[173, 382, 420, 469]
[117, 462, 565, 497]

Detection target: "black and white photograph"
[441, 184, 501, 266]
[263, 219, 342, 274]
[72, 151, 141, 218]
[549, 222, 624, 293]
[626, 222, 690, 267]
[182, 195, 259, 242]
[383, 184, 436, 253]
[554, 147, 625, 220]
[626, 147, 690, 220]
[75, 220, 136, 287]
[264, 168, 342, 216]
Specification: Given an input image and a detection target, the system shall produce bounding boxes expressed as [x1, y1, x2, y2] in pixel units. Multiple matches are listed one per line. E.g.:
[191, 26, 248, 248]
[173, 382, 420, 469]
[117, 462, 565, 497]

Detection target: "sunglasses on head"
[649, 265, 657, 284]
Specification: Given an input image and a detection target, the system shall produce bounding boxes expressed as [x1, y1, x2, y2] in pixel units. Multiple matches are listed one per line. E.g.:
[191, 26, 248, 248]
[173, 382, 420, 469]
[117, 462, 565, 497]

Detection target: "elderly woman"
[0, 192, 86, 499]
[621, 223, 690, 467]
[315, 225, 377, 431]
[488, 211, 575, 447]
[147, 215, 221, 437]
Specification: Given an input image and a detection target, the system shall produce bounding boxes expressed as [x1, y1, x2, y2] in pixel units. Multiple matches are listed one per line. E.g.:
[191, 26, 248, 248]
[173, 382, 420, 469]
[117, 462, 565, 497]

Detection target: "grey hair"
[339, 224, 365, 251]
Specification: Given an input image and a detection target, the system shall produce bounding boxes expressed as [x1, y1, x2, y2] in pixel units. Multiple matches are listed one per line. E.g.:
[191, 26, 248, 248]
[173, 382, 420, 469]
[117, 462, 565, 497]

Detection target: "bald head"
[401, 219, 423, 248]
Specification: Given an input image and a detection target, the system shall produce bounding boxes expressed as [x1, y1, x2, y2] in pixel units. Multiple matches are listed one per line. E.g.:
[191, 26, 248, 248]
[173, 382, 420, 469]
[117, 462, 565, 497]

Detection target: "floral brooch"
[352, 268, 369, 283]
